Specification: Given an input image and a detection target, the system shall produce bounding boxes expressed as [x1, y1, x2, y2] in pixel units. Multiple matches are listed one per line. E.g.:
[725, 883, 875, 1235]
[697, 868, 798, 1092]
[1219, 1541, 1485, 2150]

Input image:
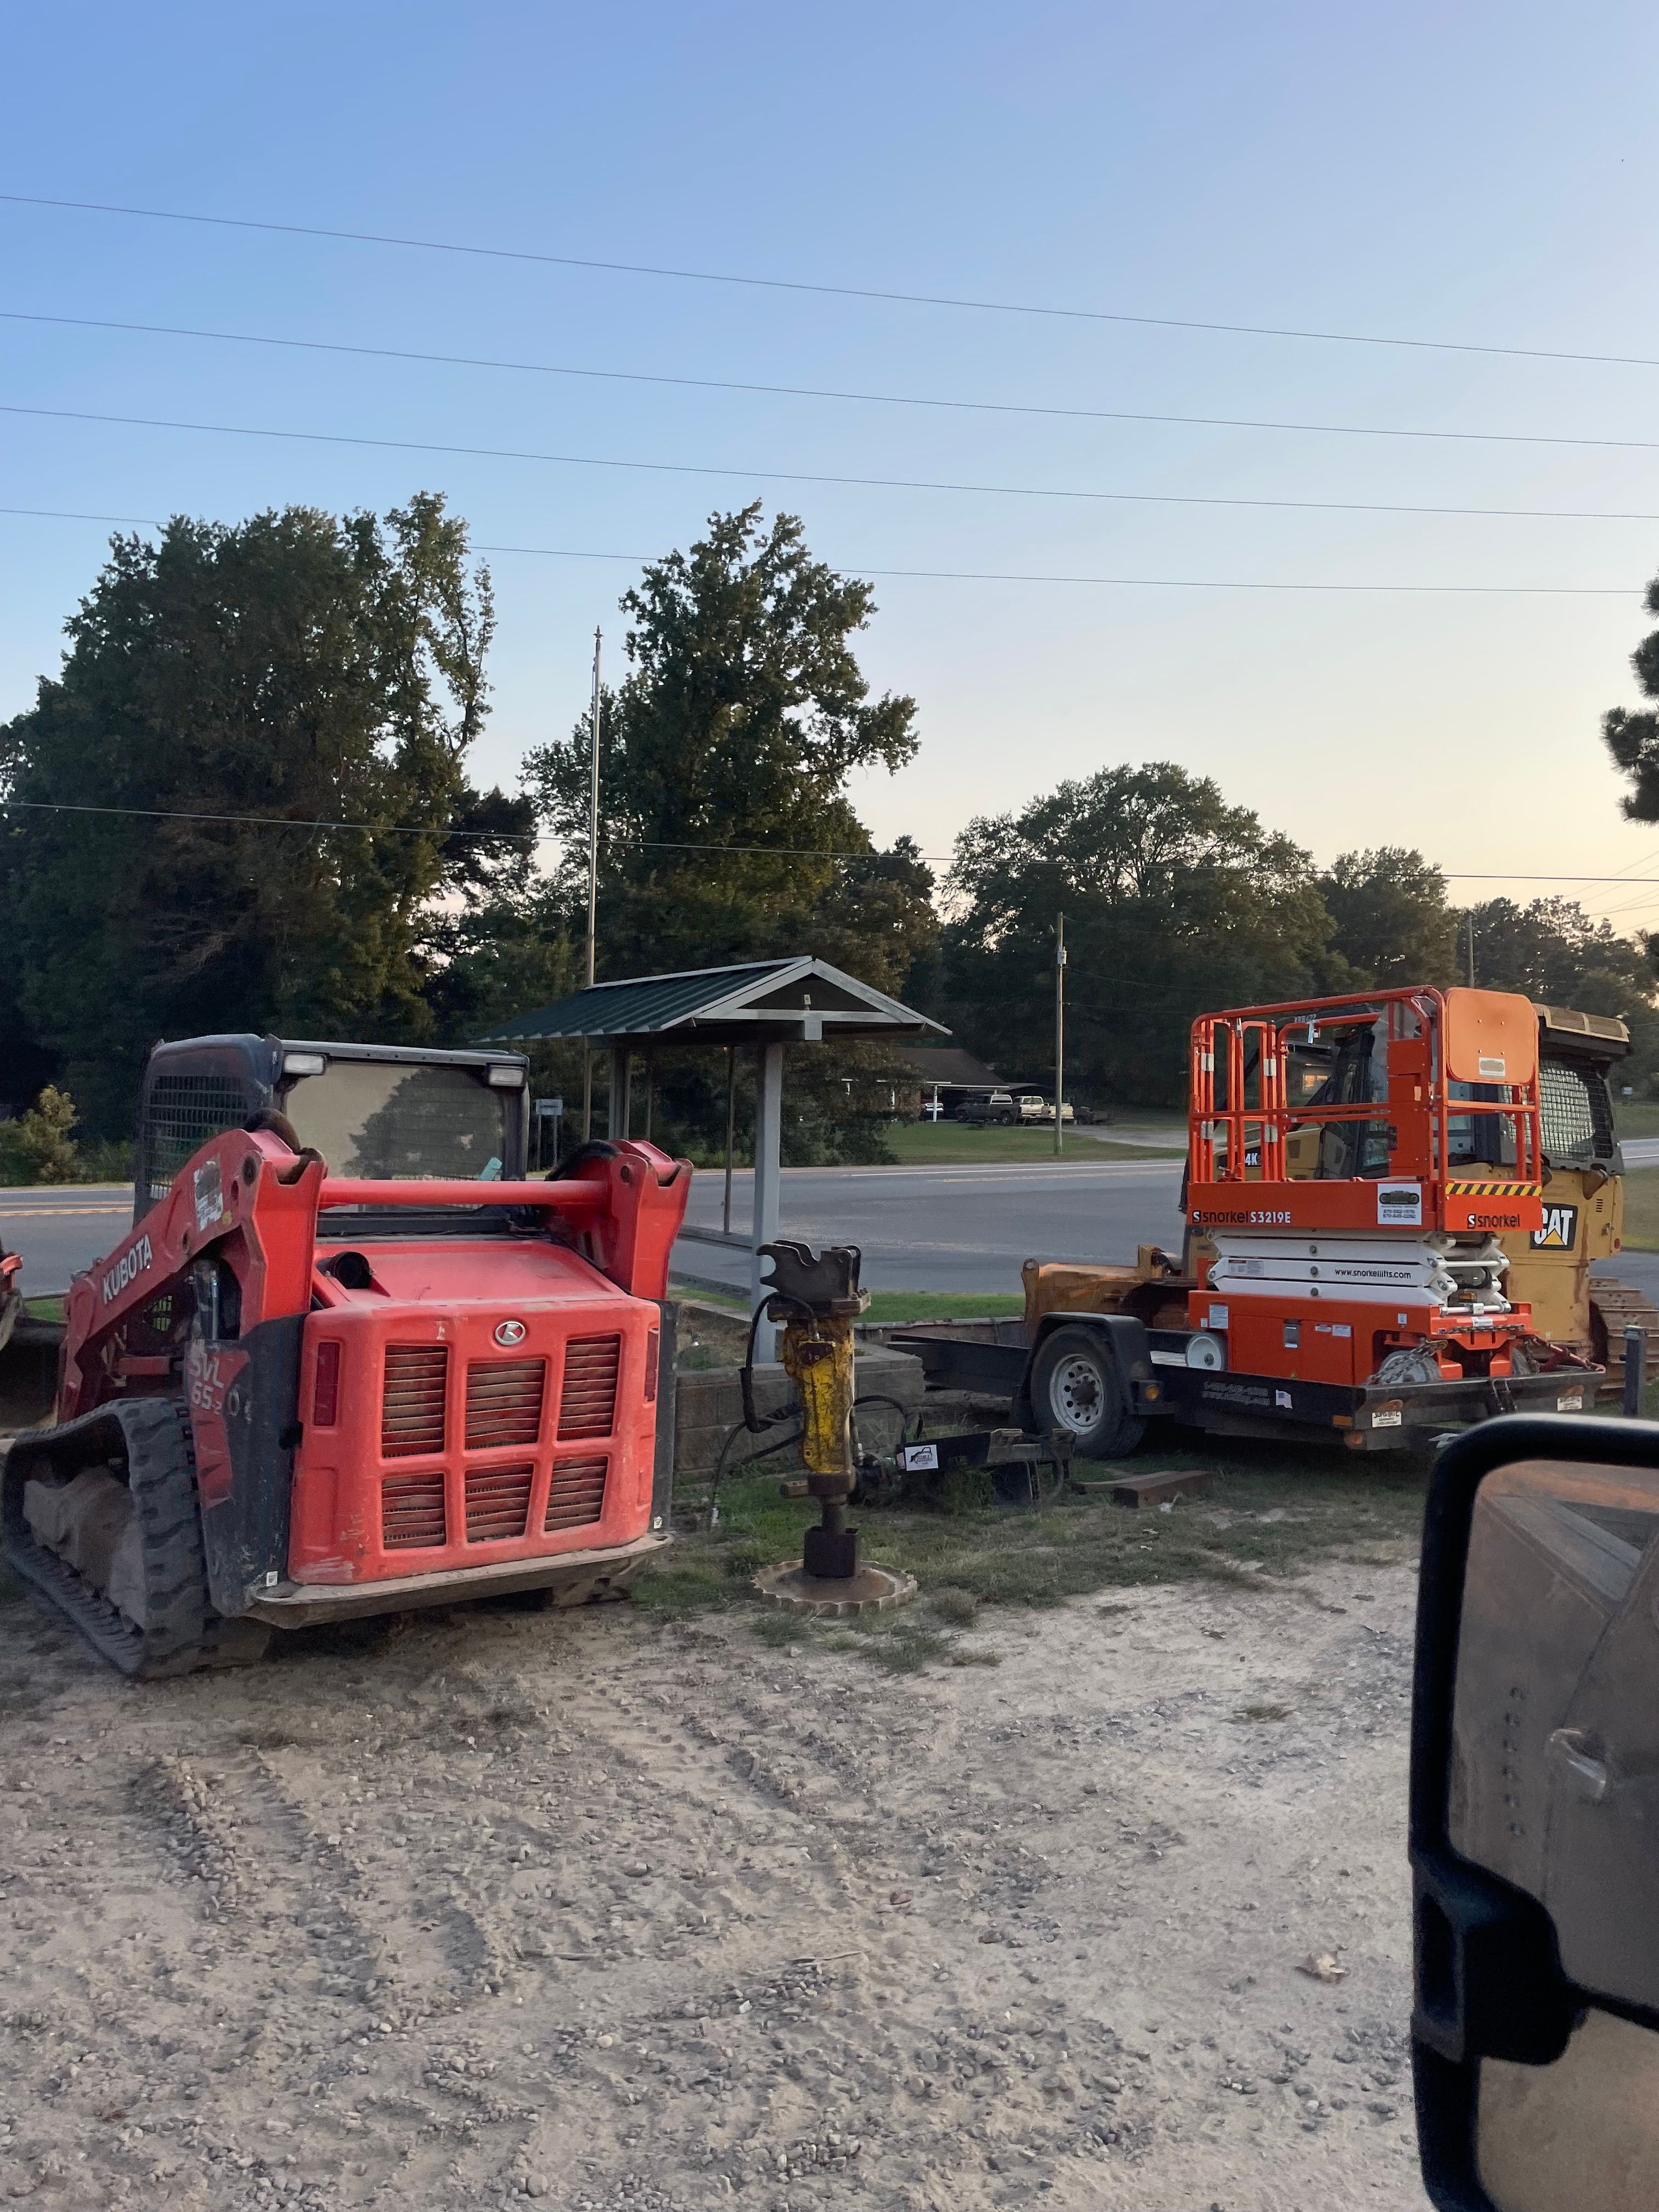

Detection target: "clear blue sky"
[7, 2, 1659, 926]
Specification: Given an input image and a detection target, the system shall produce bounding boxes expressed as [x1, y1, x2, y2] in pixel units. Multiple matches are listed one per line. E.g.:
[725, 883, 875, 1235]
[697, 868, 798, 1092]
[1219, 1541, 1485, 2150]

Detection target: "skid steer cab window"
[283, 1062, 509, 1182]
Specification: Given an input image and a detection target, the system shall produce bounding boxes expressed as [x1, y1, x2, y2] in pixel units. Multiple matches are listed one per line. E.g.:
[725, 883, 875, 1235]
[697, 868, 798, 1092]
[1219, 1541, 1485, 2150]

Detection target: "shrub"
[0, 1086, 81, 1184]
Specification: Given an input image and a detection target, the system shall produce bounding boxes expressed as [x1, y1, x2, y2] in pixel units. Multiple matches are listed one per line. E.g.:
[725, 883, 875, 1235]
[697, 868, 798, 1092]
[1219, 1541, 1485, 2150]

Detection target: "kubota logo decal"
[494, 1318, 527, 1347]
[100, 1234, 153, 1305]
[1532, 1203, 1579, 1251]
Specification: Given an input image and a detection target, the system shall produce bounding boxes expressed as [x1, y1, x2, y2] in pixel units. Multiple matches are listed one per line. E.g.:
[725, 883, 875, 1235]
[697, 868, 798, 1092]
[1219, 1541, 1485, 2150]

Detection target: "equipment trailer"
[891, 985, 1601, 1455]
[1, 1034, 690, 1675]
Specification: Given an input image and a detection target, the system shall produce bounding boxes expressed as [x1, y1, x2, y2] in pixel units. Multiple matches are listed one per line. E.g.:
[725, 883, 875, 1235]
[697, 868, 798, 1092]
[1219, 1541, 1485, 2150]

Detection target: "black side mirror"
[1412, 1413, 1659, 2210]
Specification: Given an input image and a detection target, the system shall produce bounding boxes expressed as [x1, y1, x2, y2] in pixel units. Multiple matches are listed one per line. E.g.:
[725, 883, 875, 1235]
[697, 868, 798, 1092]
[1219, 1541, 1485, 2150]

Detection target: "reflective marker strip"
[1444, 1181, 1542, 1198]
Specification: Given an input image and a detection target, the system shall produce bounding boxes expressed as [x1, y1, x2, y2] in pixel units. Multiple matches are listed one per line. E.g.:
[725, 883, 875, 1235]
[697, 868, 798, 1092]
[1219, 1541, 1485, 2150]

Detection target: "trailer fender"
[1018, 1312, 1158, 1434]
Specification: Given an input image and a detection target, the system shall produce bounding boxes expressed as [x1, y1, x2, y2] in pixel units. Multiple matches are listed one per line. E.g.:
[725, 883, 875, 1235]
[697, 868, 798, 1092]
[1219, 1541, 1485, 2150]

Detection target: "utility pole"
[1054, 912, 1066, 1158]
[582, 628, 601, 1139]
[1466, 912, 1476, 989]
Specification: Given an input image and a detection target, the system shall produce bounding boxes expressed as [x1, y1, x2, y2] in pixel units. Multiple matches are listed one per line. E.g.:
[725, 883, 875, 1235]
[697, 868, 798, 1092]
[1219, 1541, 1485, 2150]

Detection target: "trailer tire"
[1029, 1325, 1146, 1460]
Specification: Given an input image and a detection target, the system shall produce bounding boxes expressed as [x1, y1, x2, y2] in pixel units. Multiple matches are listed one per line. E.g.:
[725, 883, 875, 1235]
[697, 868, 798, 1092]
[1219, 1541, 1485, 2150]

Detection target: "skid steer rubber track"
[2, 1397, 213, 1678]
[1589, 1278, 1659, 1406]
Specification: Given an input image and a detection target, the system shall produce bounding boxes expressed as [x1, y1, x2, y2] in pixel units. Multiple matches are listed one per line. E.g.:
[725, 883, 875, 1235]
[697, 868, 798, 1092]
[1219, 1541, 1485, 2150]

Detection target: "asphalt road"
[8, 1146, 1659, 1306]
[676, 1158, 1188, 1295]
[0, 1185, 134, 1298]
[0, 1165, 1189, 1302]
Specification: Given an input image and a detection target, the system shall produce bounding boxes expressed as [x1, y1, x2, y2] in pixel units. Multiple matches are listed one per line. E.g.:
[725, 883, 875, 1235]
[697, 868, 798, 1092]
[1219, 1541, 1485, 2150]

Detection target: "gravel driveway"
[0, 1556, 1430, 2210]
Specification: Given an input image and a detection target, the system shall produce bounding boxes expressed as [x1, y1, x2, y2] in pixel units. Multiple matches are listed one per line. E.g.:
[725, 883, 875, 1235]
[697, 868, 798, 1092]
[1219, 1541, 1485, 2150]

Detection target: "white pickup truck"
[957, 1091, 1074, 1125]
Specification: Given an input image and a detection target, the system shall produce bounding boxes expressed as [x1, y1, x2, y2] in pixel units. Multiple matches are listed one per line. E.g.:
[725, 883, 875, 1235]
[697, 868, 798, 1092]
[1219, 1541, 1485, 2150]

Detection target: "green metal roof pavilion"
[481, 957, 946, 1351]
[479, 955, 947, 1049]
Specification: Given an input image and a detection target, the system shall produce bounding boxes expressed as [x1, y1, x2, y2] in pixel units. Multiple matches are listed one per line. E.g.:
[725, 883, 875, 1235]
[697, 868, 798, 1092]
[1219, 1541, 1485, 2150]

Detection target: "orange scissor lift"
[1168, 984, 1600, 1442]
[886, 984, 1609, 1456]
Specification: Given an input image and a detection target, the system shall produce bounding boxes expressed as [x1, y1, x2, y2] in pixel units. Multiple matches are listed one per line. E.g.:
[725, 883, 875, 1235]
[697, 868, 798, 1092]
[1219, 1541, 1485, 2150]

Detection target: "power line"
[1442, 873, 1659, 883]
[12, 307, 1659, 459]
[7, 191, 1659, 373]
[1, 797, 534, 843]
[10, 799, 1659, 887]
[478, 541, 1638, 597]
[0, 504, 167, 526]
[0, 506, 1639, 596]
[9, 401, 1659, 526]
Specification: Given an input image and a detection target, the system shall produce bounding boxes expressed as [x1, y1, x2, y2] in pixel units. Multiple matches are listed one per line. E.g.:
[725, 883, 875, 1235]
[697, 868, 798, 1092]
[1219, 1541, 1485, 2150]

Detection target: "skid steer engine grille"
[382, 1470, 447, 1549]
[545, 1457, 608, 1532]
[465, 1357, 547, 1449]
[465, 1463, 535, 1543]
[382, 1346, 449, 1457]
[557, 1335, 622, 1438]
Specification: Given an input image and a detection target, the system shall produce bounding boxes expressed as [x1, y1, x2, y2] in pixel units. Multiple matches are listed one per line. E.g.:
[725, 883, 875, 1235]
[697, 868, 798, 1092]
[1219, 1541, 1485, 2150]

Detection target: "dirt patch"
[0, 1536, 1431, 2210]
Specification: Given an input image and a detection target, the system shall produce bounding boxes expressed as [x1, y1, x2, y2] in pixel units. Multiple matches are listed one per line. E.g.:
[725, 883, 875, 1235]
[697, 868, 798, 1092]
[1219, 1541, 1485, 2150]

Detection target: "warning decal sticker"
[1376, 1181, 1423, 1228]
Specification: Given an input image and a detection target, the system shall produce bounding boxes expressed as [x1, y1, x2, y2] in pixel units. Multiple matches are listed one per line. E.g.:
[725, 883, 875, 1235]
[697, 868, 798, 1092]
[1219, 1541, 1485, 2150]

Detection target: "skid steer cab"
[1006, 986, 1603, 1457]
[1, 1035, 691, 1677]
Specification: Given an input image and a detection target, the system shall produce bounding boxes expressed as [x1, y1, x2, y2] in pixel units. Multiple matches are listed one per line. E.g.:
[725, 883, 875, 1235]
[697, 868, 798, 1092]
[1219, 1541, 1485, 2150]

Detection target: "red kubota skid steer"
[0, 1034, 691, 1677]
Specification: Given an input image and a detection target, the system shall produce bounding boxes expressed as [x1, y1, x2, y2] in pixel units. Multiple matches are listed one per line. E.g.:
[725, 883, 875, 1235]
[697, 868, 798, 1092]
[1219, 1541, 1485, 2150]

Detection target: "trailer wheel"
[1030, 1325, 1146, 1460]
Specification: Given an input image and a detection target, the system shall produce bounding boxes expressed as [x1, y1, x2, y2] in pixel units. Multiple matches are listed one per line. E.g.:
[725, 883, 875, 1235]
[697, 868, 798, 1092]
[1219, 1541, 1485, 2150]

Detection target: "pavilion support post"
[610, 1047, 631, 1140]
[749, 1041, 786, 1360]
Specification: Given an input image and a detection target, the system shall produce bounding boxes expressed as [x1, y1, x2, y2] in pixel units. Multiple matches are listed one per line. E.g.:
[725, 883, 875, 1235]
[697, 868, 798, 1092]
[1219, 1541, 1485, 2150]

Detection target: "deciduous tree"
[521, 505, 935, 997]
[943, 763, 1342, 1105]
[0, 495, 526, 1129]
[1318, 847, 1456, 986]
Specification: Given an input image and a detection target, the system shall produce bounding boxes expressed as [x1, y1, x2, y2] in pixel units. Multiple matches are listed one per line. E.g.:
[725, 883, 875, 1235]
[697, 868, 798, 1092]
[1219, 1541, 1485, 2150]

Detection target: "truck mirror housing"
[1412, 1415, 1659, 2209]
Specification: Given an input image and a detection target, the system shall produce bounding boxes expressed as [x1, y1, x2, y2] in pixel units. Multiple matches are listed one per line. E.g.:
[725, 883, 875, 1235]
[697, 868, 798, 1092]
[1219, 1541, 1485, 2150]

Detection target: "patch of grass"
[865, 1626, 952, 1673]
[1618, 1165, 1659, 1251]
[750, 1611, 802, 1647]
[928, 1587, 983, 1627]
[862, 1291, 1026, 1322]
[883, 1123, 1182, 1166]
[1235, 1701, 1294, 1723]
[630, 1560, 731, 1617]
[670, 1283, 747, 1311]
[634, 1436, 1428, 1647]
[1616, 1099, 1659, 1139]
[22, 1297, 64, 1323]
[950, 1648, 1003, 1668]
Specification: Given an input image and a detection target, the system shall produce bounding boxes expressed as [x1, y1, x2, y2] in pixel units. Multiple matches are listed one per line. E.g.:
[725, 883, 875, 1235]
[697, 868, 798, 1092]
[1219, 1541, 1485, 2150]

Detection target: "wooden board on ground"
[1073, 1465, 1216, 1508]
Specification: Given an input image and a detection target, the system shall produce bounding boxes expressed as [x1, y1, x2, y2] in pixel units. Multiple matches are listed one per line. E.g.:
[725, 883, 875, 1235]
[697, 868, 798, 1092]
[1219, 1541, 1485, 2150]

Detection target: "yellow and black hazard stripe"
[1444, 1180, 1543, 1198]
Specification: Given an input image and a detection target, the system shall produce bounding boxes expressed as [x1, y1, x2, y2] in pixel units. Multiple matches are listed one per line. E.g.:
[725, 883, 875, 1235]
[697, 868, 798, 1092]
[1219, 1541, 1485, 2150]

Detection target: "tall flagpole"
[582, 628, 601, 1138]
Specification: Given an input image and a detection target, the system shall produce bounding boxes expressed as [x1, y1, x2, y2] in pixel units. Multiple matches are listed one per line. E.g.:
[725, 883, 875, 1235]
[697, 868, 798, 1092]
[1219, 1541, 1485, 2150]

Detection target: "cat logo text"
[1530, 1203, 1579, 1252]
